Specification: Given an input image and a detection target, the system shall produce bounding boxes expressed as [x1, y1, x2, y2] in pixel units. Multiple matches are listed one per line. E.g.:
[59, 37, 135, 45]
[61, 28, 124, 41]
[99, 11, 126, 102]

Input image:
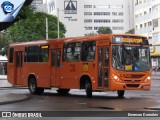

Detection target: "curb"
[0, 94, 31, 105]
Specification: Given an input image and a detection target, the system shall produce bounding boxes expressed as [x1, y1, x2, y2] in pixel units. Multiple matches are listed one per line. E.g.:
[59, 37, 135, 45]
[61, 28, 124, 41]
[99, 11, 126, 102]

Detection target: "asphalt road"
[0, 77, 160, 119]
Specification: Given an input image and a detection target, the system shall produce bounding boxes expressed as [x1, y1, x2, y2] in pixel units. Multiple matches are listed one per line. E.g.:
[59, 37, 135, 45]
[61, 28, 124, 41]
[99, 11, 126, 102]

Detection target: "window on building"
[139, 0, 142, 4]
[152, 5, 158, 13]
[153, 19, 158, 28]
[94, 27, 99, 30]
[85, 27, 93, 30]
[84, 19, 92, 23]
[112, 19, 124, 23]
[112, 27, 124, 30]
[149, 8, 151, 13]
[119, 12, 123, 16]
[94, 19, 111, 23]
[112, 12, 117, 16]
[84, 12, 92, 15]
[84, 5, 92, 8]
[140, 24, 143, 28]
[135, 0, 138, 5]
[94, 12, 110, 16]
[148, 21, 152, 26]
[144, 23, 147, 27]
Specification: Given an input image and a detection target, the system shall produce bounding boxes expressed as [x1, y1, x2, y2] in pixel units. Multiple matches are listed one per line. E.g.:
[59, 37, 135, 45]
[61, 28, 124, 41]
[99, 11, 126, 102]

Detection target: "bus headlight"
[113, 75, 121, 82]
[114, 75, 118, 80]
[144, 76, 151, 82]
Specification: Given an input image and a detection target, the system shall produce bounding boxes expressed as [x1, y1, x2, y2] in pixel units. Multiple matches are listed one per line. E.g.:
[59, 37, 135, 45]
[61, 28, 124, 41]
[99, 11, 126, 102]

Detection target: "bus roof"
[9, 34, 147, 47]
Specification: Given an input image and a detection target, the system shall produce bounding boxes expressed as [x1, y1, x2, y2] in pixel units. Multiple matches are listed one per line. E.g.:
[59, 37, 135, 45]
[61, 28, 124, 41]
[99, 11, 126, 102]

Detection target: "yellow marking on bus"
[51, 87, 59, 90]
[41, 46, 48, 49]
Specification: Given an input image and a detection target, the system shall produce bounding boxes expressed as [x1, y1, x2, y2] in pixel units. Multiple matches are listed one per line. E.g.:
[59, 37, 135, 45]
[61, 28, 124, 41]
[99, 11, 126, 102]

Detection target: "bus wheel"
[85, 81, 92, 98]
[57, 89, 70, 95]
[28, 77, 44, 95]
[117, 90, 125, 98]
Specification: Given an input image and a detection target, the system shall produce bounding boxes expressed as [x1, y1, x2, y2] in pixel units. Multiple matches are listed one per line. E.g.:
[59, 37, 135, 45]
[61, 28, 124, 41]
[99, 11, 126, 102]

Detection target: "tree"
[126, 29, 135, 34]
[7, 8, 66, 42]
[0, 32, 12, 55]
[97, 27, 112, 34]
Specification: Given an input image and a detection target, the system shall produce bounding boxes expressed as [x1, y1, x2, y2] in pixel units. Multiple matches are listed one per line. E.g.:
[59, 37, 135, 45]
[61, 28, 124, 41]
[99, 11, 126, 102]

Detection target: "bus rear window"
[9, 48, 14, 63]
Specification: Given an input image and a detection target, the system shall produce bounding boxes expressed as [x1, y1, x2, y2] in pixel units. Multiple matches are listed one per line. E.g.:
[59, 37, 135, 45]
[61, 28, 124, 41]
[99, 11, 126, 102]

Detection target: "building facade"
[31, 0, 134, 37]
[134, 0, 160, 69]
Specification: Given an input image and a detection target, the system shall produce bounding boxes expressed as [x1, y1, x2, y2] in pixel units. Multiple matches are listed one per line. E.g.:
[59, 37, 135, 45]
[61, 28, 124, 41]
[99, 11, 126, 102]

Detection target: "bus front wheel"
[28, 77, 44, 95]
[117, 90, 125, 98]
[85, 81, 92, 98]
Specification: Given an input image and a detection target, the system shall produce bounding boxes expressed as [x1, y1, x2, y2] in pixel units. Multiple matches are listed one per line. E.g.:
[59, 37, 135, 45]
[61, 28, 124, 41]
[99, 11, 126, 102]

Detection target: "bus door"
[51, 49, 61, 87]
[15, 51, 23, 85]
[97, 46, 109, 89]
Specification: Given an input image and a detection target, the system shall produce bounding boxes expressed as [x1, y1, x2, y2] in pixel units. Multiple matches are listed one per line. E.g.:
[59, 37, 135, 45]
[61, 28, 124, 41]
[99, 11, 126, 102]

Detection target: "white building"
[134, 0, 152, 42]
[134, 0, 160, 68]
[32, 0, 134, 37]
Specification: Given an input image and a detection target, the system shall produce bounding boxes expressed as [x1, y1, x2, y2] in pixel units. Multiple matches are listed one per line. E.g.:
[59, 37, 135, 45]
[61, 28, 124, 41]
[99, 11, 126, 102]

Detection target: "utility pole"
[46, 17, 48, 40]
[57, 8, 60, 39]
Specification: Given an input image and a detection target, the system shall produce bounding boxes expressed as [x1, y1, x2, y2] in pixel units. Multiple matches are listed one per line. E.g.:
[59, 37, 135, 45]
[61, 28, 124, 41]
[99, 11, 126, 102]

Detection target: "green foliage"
[126, 29, 135, 34]
[0, 32, 12, 55]
[97, 27, 112, 34]
[7, 7, 66, 42]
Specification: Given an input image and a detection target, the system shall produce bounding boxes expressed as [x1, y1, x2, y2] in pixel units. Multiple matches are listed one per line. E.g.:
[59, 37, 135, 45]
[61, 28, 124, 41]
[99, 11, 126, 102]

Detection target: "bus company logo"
[2, 112, 11, 117]
[1, 1, 14, 14]
[64, 0, 77, 14]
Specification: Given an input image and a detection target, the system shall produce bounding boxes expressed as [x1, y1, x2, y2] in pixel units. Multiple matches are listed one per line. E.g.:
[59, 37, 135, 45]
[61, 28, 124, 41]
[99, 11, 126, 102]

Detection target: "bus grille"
[124, 74, 145, 78]
[126, 84, 140, 88]
[124, 80, 141, 83]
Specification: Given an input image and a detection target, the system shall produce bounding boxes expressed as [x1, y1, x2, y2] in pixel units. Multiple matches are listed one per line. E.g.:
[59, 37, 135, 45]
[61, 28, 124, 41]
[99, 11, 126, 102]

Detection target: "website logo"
[1, 1, 14, 14]
[0, 0, 25, 22]
[64, 0, 77, 14]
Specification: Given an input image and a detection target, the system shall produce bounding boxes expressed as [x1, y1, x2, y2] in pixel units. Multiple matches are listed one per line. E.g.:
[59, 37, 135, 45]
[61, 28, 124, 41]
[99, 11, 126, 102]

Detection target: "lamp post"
[57, 8, 60, 39]
[46, 17, 48, 40]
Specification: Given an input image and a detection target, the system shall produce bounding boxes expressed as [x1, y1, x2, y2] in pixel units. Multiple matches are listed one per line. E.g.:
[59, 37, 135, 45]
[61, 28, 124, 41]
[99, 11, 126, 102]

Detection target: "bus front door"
[15, 51, 23, 85]
[97, 47, 109, 89]
[51, 49, 61, 87]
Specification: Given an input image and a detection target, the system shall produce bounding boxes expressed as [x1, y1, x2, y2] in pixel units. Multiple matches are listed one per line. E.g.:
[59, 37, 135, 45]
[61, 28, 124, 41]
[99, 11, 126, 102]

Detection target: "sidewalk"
[0, 75, 30, 105]
[0, 75, 12, 87]
[151, 71, 160, 80]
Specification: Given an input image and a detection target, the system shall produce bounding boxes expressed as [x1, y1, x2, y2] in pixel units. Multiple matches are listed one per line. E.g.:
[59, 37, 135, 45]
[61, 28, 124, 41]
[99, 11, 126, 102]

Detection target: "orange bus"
[7, 34, 151, 98]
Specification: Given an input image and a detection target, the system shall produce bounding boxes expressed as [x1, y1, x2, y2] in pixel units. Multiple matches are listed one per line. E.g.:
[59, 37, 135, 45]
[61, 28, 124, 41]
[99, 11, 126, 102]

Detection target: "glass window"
[25, 45, 49, 62]
[9, 48, 14, 63]
[81, 41, 96, 62]
[112, 45, 151, 72]
[52, 50, 61, 67]
[39, 45, 49, 62]
[26, 46, 39, 62]
[66, 42, 81, 62]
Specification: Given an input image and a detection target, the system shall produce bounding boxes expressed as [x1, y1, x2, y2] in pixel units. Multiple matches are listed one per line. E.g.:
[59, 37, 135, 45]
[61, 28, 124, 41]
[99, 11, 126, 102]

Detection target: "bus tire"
[28, 77, 44, 95]
[57, 89, 70, 95]
[85, 81, 92, 98]
[117, 90, 125, 98]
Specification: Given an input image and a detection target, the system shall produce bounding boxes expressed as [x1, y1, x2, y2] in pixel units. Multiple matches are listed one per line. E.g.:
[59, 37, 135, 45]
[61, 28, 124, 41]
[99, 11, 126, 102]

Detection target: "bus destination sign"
[112, 36, 149, 45]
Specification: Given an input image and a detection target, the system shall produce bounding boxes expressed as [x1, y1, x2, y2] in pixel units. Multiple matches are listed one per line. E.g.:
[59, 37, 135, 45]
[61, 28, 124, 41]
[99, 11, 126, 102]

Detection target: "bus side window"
[66, 43, 81, 62]
[63, 44, 67, 62]
[9, 48, 14, 63]
[52, 50, 61, 67]
[27, 46, 39, 62]
[81, 41, 96, 61]
[39, 46, 49, 62]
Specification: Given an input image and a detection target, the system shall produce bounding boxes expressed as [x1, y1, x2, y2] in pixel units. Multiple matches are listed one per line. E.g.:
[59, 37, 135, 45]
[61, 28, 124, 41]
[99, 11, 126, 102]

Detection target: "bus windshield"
[112, 45, 151, 72]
